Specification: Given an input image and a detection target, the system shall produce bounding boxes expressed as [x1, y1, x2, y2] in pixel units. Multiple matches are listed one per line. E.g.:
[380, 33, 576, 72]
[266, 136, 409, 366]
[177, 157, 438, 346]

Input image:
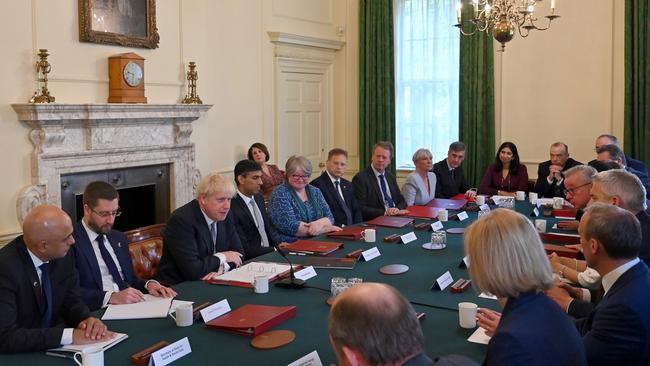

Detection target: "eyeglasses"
[563, 182, 591, 196]
[91, 207, 122, 218]
[290, 174, 310, 181]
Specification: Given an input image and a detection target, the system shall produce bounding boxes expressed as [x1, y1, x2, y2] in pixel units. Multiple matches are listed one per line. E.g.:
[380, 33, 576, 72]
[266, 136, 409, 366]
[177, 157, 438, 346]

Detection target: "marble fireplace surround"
[11, 103, 212, 225]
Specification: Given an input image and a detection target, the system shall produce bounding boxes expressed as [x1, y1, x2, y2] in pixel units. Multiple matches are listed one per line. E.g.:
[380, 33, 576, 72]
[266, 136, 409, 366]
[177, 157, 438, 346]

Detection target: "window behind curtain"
[394, 0, 459, 169]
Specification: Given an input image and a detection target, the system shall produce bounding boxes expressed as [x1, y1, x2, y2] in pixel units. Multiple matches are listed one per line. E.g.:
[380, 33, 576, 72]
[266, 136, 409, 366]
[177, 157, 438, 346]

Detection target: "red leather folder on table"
[206, 304, 296, 336]
[282, 240, 343, 255]
[540, 232, 580, 244]
[544, 244, 580, 259]
[327, 227, 366, 240]
[365, 216, 415, 228]
[405, 205, 440, 219]
[451, 193, 476, 203]
[553, 209, 577, 219]
[426, 198, 468, 210]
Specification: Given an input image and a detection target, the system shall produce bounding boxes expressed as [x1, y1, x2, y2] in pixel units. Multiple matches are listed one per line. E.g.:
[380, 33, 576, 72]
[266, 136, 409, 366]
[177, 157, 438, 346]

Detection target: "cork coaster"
[251, 330, 296, 350]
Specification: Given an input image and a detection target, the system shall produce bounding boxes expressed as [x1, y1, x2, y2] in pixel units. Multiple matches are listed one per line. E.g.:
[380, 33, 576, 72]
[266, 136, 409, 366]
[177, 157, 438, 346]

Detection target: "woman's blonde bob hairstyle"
[464, 208, 553, 298]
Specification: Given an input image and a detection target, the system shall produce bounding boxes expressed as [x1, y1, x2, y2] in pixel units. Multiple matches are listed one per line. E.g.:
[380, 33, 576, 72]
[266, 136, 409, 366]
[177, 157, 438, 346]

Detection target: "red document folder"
[405, 205, 441, 219]
[365, 216, 415, 228]
[282, 240, 344, 255]
[544, 244, 580, 259]
[206, 304, 297, 336]
[540, 232, 581, 244]
[426, 198, 468, 210]
[327, 227, 366, 240]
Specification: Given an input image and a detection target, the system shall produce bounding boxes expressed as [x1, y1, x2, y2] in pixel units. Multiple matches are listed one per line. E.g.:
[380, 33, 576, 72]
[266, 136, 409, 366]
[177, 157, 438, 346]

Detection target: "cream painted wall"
[494, 0, 624, 178]
[0, 0, 358, 240]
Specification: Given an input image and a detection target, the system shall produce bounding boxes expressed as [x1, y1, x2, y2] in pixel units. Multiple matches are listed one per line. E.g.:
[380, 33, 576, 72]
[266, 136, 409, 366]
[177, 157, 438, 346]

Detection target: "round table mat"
[251, 330, 296, 350]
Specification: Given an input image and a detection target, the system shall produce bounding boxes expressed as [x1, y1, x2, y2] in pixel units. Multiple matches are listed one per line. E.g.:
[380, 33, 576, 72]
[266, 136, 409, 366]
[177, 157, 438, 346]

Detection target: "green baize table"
[1, 201, 566, 365]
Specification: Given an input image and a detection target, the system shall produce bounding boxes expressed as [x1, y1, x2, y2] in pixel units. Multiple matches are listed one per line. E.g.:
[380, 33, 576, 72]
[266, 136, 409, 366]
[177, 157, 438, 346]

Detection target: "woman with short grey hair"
[268, 155, 340, 242]
[401, 148, 436, 205]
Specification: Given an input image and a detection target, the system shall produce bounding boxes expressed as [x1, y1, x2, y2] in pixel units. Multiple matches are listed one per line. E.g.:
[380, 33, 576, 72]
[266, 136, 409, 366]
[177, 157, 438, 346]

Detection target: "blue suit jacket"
[485, 292, 587, 366]
[577, 261, 650, 366]
[156, 199, 244, 285]
[71, 221, 146, 311]
[310, 172, 362, 227]
[228, 193, 276, 260]
[352, 166, 407, 221]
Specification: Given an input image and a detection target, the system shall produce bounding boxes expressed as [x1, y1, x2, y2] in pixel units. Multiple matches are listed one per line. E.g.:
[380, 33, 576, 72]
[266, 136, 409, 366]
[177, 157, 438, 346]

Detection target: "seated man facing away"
[72, 181, 176, 311]
[0, 205, 115, 353]
[534, 142, 582, 198]
[311, 148, 363, 227]
[353, 141, 408, 221]
[229, 159, 276, 260]
[156, 173, 244, 285]
[329, 283, 434, 366]
[432, 141, 476, 199]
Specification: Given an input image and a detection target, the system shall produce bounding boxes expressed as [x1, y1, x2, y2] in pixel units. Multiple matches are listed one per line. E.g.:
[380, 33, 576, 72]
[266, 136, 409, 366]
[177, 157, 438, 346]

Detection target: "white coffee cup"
[438, 209, 449, 222]
[458, 302, 478, 329]
[254, 275, 269, 294]
[475, 195, 486, 206]
[529, 192, 539, 204]
[170, 303, 193, 327]
[535, 219, 547, 233]
[362, 229, 376, 243]
[74, 347, 104, 366]
[553, 197, 564, 209]
[516, 191, 525, 201]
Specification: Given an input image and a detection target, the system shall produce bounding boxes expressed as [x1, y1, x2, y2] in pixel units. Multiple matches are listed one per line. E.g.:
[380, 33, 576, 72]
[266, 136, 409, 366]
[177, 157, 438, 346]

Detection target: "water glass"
[431, 231, 447, 246]
[331, 277, 346, 297]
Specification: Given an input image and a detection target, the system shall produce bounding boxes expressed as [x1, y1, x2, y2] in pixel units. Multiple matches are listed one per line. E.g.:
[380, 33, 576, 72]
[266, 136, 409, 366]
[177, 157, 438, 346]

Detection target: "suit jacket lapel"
[107, 232, 130, 285]
[74, 223, 104, 289]
[16, 240, 47, 315]
[366, 167, 384, 207]
[235, 194, 256, 226]
[192, 200, 214, 255]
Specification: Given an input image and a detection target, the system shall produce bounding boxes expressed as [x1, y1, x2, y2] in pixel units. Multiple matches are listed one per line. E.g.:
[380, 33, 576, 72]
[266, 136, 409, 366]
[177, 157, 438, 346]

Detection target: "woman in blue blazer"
[464, 209, 587, 366]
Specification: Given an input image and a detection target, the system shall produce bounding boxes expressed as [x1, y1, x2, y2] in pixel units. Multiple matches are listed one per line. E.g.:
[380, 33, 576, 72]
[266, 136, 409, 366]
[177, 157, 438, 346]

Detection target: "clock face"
[123, 61, 143, 87]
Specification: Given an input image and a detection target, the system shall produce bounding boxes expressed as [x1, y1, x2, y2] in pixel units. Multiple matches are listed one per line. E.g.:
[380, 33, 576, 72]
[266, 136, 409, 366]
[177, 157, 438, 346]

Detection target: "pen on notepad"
[288, 252, 307, 256]
[45, 351, 74, 360]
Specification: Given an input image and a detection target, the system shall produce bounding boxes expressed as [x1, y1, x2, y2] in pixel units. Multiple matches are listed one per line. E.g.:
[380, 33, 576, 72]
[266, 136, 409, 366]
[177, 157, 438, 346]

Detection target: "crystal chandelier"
[454, 0, 560, 51]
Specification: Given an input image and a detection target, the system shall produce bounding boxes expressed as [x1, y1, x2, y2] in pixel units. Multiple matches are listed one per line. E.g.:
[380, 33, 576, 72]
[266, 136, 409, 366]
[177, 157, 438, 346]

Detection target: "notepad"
[205, 261, 294, 288]
[49, 332, 128, 353]
[102, 295, 173, 320]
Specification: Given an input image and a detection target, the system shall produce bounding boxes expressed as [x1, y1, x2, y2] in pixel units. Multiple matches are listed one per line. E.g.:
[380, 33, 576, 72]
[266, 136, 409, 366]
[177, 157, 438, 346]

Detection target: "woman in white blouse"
[401, 149, 437, 206]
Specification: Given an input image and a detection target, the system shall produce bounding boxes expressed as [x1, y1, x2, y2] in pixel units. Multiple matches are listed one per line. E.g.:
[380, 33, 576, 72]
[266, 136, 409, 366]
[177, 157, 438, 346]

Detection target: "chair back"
[125, 224, 165, 280]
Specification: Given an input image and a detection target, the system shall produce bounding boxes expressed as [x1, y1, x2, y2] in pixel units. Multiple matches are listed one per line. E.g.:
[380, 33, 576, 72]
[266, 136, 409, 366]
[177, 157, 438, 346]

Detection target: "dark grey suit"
[352, 166, 406, 221]
[311, 172, 362, 227]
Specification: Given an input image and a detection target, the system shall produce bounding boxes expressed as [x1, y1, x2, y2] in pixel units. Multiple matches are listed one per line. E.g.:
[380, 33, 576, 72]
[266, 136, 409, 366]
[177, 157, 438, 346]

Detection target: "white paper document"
[212, 261, 292, 285]
[102, 295, 173, 320]
[49, 332, 128, 352]
[467, 327, 491, 345]
[478, 292, 497, 300]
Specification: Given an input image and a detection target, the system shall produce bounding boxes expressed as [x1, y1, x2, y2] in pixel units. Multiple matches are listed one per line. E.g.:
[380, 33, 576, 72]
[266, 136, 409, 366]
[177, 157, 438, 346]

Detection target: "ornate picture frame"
[78, 0, 160, 49]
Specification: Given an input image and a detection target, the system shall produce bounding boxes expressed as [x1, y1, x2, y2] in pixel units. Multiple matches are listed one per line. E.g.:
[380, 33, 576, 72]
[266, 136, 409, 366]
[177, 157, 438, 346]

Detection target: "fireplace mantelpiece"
[11, 103, 212, 224]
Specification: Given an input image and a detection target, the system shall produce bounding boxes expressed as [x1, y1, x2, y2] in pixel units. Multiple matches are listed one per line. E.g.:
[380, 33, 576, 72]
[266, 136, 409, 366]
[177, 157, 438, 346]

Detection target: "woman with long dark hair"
[479, 142, 529, 196]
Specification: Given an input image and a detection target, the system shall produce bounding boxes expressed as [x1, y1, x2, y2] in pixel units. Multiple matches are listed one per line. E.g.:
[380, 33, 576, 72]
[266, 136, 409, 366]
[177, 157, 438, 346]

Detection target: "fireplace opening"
[61, 164, 170, 232]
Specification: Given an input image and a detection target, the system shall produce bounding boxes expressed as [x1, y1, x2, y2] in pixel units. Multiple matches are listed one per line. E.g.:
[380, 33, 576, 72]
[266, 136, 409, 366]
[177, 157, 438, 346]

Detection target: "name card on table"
[530, 207, 540, 217]
[287, 350, 323, 366]
[457, 211, 469, 221]
[479, 204, 490, 212]
[400, 231, 417, 244]
[431, 221, 444, 232]
[294, 266, 317, 281]
[431, 271, 454, 291]
[149, 337, 191, 366]
[200, 299, 231, 323]
[361, 247, 381, 261]
[458, 256, 470, 268]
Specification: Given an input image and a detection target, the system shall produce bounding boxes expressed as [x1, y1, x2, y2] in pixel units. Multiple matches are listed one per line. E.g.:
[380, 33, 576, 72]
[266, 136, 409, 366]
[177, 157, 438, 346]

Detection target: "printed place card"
[533, 207, 540, 217]
[457, 211, 469, 221]
[287, 350, 323, 366]
[294, 266, 317, 281]
[400, 231, 417, 244]
[431, 221, 444, 231]
[361, 247, 381, 261]
[458, 256, 469, 268]
[479, 204, 490, 212]
[431, 271, 453, 291]
[200, 299, 231, 323]
[149, 337, 191, 366]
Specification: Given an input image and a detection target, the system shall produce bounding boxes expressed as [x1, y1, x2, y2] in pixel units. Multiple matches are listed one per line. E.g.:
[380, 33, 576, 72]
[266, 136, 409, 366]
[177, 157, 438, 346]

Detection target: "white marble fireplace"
[11, 103, 212, 224]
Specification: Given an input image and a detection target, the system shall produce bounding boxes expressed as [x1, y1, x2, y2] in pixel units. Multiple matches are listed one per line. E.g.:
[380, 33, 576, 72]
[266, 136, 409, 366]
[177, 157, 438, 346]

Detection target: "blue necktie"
[39, 262, 53, 328]
[378, 174, 395, 208]
[97, 235, 127, 290]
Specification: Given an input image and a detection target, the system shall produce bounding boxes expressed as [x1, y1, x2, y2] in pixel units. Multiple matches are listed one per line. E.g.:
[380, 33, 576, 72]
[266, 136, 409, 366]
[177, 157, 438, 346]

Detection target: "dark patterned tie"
[334, 180, 353, 225]
[379, 174, 395, 208]
[39, 262, 52, 328]
[97, 235, 127, 290]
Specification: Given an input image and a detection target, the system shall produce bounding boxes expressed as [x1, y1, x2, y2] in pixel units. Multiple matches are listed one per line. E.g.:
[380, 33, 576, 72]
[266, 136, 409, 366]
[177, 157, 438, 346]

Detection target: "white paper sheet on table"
[102, 295, 173, 320]
[49, 332, 128, 352]
[467, 327, 491, 345]
[478, 292, 497, 300]
[169, 299, 194, 315]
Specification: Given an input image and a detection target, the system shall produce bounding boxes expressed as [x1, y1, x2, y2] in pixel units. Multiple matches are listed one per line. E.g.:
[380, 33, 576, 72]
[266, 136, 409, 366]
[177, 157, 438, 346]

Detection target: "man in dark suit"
[72, 181, 176, 311]
[596, 144, 650, 199]
[229, 159, 276, 260]
[329, 283, 435, 366]
[311, 148, 362, 227]
[0, 205, 114, 353]
[432, 141, 476, 199]
[353, 141, 408, 221]
[591, 134, 648, 174]
[156, 173, 244, 285]
[575, 204, 650, 365]
[534, 142, 582, 198]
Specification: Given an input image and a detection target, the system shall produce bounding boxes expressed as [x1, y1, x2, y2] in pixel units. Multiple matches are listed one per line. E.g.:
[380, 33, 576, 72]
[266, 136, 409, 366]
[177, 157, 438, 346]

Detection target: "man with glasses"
[534, 142, 582, 198]
[72, 181, 176, 311]
[556, 165, 597, 231]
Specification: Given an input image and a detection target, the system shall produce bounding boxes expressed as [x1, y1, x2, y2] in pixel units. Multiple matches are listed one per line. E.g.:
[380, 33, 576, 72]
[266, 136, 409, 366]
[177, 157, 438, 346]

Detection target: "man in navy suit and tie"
[311, 148, 362, 227]
[432, 141, 477, 199]
[353, 141, 408, 221]
[0, 205, 114, 353]
[229, 159, 277, 260]
[72, 181, 176, 311]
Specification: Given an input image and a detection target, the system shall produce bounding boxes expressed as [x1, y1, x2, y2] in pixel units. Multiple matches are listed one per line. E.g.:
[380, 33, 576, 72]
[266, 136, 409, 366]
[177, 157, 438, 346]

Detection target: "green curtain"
[458, 6, 495, 187]
[624, 0, 650, 164]
[359, 0, 396, 173]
